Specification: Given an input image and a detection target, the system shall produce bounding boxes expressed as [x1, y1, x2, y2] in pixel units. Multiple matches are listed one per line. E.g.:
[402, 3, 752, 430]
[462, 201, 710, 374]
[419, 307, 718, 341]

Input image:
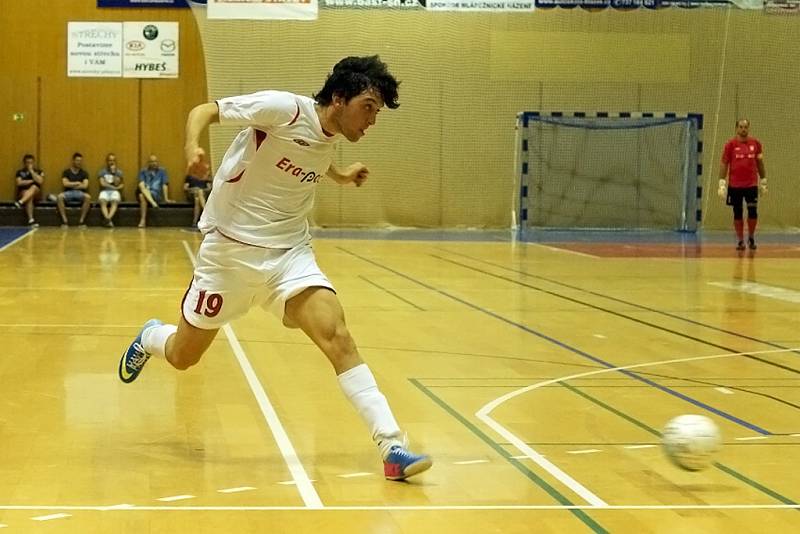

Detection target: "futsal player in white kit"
[119, 56, 432, 481]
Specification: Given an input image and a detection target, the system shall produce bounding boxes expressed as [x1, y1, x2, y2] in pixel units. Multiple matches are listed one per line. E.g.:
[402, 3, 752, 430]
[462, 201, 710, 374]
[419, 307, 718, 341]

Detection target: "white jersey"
[199, 90, 341, 248]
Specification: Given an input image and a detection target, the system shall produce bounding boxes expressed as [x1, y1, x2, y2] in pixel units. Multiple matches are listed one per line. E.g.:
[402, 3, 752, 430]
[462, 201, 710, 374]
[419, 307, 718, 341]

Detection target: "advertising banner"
[425, 0, 533, 10]
[67, 22, 123, 77]
[123, 22, 179, 78]
[98, 0, 192, 7]
[208, 0, 318, 20]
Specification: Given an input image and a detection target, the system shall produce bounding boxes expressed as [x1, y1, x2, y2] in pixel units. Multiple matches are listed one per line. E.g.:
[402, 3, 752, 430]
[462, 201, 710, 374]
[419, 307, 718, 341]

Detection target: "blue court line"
[438, 247, 800, 358]
[429, 255, 800, 379]
[0, 227, 33, 251]
[338, 247, 771, 436]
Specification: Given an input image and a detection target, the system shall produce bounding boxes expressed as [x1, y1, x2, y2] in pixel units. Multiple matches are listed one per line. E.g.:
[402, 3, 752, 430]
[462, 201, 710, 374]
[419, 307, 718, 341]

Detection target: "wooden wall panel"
[0, 0, 207, 201]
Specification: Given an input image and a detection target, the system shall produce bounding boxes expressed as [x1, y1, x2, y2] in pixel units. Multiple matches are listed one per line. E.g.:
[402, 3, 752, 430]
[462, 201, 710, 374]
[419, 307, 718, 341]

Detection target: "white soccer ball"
[661, 414, 721, 471]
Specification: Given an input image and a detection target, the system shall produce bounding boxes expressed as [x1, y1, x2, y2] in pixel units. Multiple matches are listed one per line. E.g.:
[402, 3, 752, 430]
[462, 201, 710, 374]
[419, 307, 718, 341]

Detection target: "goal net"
[515, 112, 703, 237]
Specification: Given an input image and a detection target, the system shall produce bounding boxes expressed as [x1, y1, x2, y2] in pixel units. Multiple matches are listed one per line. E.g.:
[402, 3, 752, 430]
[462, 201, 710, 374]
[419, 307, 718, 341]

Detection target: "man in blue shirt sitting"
[137, 154, 173, 228]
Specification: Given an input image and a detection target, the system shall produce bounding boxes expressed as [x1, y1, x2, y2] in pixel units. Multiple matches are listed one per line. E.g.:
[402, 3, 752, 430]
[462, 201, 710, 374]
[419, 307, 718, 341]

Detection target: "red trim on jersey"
[226, 170, 244, 183]
[288, 103, 300, 126]
[255, 128, 267, 150]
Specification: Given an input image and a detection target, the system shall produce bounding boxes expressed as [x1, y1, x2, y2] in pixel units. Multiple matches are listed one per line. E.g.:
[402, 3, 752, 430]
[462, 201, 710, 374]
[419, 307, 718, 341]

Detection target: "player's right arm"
[185, 102, 219, 165]
[717, 164, 728, 198]
[718, 142, 730, 198]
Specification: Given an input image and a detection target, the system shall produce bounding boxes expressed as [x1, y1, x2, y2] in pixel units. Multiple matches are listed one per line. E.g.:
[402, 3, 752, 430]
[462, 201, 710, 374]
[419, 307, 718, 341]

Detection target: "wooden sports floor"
[1, 227, 799, 533]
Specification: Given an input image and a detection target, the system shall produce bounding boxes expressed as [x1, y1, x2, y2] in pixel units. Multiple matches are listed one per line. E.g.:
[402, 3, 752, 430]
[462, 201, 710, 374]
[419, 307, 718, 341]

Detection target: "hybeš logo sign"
[122, 21, 178, 78]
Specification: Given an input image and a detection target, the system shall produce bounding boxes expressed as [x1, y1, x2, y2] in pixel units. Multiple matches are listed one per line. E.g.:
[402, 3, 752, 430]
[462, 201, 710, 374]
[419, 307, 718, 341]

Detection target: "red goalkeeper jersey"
[722, 137, 763, 188]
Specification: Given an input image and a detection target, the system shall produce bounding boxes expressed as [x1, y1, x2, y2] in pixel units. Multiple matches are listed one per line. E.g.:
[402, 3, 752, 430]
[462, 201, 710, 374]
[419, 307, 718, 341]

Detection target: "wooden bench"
[0, 201, 195, 227]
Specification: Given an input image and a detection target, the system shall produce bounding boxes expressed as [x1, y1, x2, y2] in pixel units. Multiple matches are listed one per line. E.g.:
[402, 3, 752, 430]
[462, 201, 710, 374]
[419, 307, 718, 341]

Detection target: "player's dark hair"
[23, 154, 34, 161]
[314, 55, 399, 109]
[72, 152, 83, 160]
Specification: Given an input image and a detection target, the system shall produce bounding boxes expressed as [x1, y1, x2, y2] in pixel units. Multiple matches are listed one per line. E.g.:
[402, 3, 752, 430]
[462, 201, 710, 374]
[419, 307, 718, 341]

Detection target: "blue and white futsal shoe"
[383, 445, 433, 481]
[118, 319, 162, 383]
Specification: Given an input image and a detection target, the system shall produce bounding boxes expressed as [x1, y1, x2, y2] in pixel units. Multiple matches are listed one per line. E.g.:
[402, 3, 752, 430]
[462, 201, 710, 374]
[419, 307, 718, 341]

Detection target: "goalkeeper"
[717, 118, 767, 251]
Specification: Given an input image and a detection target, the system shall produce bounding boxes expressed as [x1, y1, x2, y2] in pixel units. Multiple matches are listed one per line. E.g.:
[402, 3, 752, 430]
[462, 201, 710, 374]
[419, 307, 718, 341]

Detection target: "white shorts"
[99, 190, 121, 203]
[182, 231, 335, 330]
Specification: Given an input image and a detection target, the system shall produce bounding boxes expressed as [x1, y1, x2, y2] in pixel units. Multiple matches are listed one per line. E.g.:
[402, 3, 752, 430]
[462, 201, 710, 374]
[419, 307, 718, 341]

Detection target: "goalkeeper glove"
[717, 179, 727, 199]
[759, 178, 768, 194]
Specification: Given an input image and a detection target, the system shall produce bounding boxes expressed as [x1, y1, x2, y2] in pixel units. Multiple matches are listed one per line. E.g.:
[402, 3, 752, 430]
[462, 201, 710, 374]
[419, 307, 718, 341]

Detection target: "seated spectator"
[184, 148, 212, 226]
[14, 153, 44, 227]
[137, 154, 173, 228]
[98, 153, 124, 227]
[57, 152, 91, 227]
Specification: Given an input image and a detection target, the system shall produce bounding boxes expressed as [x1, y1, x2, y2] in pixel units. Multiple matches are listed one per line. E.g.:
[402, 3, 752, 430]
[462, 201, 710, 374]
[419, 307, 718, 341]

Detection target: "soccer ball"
[661, 414, 721, 471]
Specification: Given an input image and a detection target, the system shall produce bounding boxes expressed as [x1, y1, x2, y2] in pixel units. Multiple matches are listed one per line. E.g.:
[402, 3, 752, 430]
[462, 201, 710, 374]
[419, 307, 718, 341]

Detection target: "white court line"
[623, 445, 657, 450]
[791, 434, 800, 438]
[101, 504, 134, 510]
[182, 240, 322, 509]
[157, 495, 195, 502]
[224, 326, 320, 510]
[735, 436, 769, 442]
[453, 459, 489, 465]
[0, 227, 37, 253]
[715, 387, 734, 395]
[1, 504, 799, 511]
[0, 523, 6, 528]
[475, 413, 608, 507]
[31, 513, 71, 521]
[709, 281, 800, 304]
[566, 449, 601, 455]
[337, 473, 373, 479]
[526, 243, 598, 258]
[476, 347, 799, 509]
[217, 487, 257, 494]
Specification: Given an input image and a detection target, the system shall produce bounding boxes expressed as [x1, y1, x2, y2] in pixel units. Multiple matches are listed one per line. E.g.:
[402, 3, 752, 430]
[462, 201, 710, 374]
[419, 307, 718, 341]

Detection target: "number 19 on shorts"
[194, 290, 224, 317]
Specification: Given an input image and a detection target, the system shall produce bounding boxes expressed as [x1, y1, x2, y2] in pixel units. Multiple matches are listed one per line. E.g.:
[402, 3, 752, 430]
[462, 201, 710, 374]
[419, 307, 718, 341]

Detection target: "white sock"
[338, 363, 404, 459]
[142, 324, 177, 360]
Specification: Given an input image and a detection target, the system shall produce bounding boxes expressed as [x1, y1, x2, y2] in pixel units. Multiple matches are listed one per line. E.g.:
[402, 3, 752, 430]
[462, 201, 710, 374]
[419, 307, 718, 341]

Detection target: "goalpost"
[514, 112, 704, 239]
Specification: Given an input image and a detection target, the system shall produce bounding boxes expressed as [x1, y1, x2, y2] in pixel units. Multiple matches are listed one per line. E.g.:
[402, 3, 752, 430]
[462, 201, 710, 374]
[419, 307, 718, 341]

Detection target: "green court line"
[409, 379, 608, 534]
[558, 381, 799, 508]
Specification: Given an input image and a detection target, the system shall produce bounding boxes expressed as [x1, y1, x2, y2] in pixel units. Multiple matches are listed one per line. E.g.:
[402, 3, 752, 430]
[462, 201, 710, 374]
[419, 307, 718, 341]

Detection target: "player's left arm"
[327, 162, 369, 187]
[757, 143, 767, 193]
